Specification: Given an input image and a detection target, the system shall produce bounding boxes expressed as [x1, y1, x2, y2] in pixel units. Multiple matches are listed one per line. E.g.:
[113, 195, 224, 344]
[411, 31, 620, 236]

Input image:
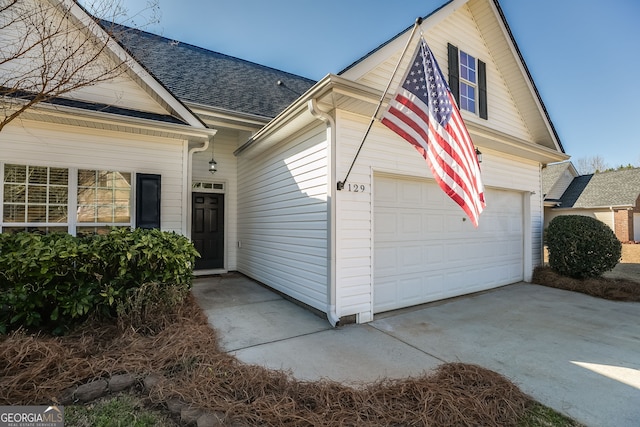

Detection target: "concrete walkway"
[192, 273, 640, 427]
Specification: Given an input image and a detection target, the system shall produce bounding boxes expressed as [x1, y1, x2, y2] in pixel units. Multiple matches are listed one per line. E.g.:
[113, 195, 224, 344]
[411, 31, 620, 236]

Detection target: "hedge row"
[0, 228, 199, 334]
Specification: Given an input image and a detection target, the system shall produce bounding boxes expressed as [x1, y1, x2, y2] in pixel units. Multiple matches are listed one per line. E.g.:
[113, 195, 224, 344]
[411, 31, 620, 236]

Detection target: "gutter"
[308, 98, 340, 328]
[21, 101, 216, 141]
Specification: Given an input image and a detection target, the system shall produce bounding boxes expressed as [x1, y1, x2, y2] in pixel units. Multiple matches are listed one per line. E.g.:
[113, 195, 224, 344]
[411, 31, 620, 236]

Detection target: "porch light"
[475, 147, 483, 164]
[209, 137, 217, 174]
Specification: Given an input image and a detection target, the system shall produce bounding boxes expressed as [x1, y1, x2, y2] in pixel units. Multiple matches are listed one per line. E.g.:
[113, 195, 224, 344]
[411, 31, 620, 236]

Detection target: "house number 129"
[347, 184, 366, 192]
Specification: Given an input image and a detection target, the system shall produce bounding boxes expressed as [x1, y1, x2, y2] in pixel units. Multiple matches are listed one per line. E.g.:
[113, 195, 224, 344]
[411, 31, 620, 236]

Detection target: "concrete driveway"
[193, 274, 640, 427]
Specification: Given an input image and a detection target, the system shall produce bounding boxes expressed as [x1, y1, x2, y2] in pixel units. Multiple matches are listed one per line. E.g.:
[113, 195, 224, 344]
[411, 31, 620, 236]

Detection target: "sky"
[114, 0, 640, 172]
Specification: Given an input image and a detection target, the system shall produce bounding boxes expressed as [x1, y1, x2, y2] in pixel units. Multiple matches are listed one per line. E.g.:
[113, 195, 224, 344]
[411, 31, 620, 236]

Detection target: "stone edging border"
[58, 373, 239, 427]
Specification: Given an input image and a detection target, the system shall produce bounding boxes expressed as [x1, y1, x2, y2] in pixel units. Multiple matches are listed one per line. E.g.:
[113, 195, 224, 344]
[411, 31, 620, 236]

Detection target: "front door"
[192, 192, 224, 270]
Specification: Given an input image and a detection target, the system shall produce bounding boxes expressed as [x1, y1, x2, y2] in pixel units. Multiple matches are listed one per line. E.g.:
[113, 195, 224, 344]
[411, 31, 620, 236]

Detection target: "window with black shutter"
[448, 43, 487, 119]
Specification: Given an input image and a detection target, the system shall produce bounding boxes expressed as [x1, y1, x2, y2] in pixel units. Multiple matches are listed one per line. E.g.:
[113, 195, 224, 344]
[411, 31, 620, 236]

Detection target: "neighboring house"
[543, 162, 640, 242]
[1, 0, 568, 325]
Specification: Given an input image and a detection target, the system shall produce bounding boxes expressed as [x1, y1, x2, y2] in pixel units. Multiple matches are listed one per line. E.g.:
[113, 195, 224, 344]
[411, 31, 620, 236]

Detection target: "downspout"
[308, 99, 339, 327]
[185, 134, 216, 237]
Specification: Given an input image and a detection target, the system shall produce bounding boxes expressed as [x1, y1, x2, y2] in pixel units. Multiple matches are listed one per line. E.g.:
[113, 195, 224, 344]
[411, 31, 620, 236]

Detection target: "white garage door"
[374, 175, 524, 313]
[634, 213, 640, 241]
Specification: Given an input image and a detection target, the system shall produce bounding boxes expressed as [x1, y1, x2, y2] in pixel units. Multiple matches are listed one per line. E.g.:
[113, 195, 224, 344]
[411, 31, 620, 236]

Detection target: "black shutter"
[135, 173, 161, 229]
[447, 43, 460, 104]
[478, 59, 488, 120]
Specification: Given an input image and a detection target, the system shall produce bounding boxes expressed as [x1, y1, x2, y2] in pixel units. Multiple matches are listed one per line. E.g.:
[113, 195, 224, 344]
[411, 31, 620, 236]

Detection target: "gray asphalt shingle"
[117, 28, 316, 119]
[558, 169, 640, 208]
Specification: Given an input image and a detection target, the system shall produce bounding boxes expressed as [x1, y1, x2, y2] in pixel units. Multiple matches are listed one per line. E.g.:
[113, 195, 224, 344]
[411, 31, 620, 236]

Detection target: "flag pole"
[337, 17, 423, 191]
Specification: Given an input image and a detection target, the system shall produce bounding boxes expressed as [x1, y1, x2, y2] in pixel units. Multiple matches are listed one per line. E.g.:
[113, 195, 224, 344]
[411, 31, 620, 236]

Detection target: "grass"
[520, 402, 584, 427]
[65, 393, 177, 427]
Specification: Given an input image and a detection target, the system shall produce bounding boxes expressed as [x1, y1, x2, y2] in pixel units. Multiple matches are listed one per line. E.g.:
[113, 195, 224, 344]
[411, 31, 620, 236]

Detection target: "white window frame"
[1, 163, 135, 236]
[459, 50, 478, 114]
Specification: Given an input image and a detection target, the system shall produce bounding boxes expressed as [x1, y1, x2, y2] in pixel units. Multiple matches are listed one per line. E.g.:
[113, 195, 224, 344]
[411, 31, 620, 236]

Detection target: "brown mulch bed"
[532, 266, 640, 302]
[0, 294, 530, 426]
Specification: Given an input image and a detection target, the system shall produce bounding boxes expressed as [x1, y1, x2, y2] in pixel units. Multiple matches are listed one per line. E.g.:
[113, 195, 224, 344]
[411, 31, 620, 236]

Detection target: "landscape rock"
[166, 398, 187, 414]
[74, 379, 108, 402]
[108, 373, 136, 392]
[197, 411, 226, 427]
[143, 373, 163, 391]
[181, 406, 203, 424]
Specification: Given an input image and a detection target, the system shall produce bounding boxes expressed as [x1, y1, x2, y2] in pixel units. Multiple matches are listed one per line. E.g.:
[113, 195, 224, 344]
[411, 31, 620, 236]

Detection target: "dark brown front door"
[192, 192, 224, 269]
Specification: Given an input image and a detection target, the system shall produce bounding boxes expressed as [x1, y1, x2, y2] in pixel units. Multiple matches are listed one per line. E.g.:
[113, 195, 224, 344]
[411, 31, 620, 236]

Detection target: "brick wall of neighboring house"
[614, 208, 633, 241]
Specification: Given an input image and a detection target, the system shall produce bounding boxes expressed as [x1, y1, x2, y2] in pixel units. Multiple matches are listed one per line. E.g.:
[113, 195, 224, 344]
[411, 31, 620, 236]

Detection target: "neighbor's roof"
[542, 162, 572, 196]
[116, 27, 316, 119]
[557, 168, 640, 209]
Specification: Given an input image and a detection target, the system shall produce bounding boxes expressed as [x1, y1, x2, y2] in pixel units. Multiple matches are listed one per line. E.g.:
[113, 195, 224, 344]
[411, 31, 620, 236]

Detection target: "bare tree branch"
[0, 0, 159, 132]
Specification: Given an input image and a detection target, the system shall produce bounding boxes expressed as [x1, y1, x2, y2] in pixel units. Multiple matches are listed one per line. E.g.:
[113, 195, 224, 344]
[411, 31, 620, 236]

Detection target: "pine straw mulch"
[532, 266, 640, 302]
[0, 294, 531, 426]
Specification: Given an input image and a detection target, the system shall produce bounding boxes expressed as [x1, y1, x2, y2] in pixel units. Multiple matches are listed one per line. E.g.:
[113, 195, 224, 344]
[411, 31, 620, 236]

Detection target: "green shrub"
[546, 215, 621, 279]
[0, 229, 199, 334]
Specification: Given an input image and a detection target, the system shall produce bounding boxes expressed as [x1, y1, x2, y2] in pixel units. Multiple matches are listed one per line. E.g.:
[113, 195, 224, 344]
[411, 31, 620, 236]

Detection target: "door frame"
[190, 183, 227, 275]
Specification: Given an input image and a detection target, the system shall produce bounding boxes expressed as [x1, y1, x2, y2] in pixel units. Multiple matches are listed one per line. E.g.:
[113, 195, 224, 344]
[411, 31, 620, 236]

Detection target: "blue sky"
[117, 0, 640, 171]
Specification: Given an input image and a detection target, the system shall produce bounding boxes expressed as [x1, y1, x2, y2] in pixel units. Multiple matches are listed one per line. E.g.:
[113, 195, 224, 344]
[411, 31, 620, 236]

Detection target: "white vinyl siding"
[0, 121, 186, 234]
[334, 110, 541, 322]
[354, 4, 533, 144]
[68, 75, 170, 115]
[237, 126, 329, 311]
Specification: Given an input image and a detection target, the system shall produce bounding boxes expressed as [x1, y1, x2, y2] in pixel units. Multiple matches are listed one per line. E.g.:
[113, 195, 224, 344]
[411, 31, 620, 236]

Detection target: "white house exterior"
[234, 0, 567, 324]
[1, 0, 568, 326]
[0, 0, 216, 240]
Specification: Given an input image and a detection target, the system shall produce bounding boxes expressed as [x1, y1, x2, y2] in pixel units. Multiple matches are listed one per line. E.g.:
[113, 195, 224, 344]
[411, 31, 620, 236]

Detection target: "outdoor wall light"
[475, 147, 483, 163]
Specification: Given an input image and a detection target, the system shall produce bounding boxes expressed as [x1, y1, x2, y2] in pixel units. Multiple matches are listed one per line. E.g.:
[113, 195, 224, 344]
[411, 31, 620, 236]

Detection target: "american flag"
[381, 37, 485, 227]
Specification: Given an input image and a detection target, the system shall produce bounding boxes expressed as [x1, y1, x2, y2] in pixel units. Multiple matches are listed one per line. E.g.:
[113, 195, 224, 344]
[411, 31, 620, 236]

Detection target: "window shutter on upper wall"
[478, 60, 488, 119]
[447, 43, 460, 104]
[135, 173, 161, 229]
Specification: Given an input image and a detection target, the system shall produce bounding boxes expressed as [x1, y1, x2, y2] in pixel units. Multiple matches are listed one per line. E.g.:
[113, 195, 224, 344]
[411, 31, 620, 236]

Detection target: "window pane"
[48, 186, 68, 204]
[77, 188, 95, 204]
[49, 168, 68, 185]
[114, 189, 129, 203]
[27, 205, 47, 222]
[114, 206, 130, 223]
[468, 98, 476, 113]
[96, 188, 113, 204]
[27, 185, 47, 204]
[3, 204, 25, 222]
[77, 205, 96, 223]
[48, 205, 68, 223]
[4, 184, 26, 203]
[97, 205, 114, 222]
[115, 172, 131, 188]
[4, 165, 26, 183]
[28, 166, 48, 184]
[78, 170, 96, 186]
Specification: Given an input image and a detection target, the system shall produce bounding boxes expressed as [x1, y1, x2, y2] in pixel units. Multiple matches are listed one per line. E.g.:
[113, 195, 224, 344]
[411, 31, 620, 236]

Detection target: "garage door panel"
[374, 175, 524, 313]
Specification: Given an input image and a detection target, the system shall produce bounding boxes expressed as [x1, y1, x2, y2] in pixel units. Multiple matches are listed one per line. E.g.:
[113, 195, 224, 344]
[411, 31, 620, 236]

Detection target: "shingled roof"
[542, 162, 571, 196]
[116, 27, 316, 119]
[557, 168, 640, 209]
